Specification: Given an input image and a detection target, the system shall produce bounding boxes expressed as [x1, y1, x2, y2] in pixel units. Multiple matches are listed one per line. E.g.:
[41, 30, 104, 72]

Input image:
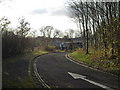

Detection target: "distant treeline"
[0, 17, 74, 58]
[1, 15, 85, 58]
[1, 17, 37, 58]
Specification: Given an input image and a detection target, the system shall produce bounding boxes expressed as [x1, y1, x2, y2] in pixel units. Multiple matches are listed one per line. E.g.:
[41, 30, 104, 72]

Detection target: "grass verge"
[69, 48, 120, 76]
[3, 49, 48, 88]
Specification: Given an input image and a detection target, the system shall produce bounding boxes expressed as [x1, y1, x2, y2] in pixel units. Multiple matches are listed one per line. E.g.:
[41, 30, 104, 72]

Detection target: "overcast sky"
[0, 0, 77, 32]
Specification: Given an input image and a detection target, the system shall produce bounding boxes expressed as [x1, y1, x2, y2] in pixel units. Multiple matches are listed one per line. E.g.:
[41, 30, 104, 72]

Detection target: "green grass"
[19, 76, 36, 88]
[3, 49, 48, 88]
[3, 73, 36, 88]
[69, 51, 91, 64]
[3, 73, 20, 88]
[32, 50, 48, 56]
[69, 49, 120, 75]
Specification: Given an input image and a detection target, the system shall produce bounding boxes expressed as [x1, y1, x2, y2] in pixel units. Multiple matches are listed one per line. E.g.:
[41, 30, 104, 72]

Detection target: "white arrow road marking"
[68, 72, 86, 79]
[68, 72, 114, 90]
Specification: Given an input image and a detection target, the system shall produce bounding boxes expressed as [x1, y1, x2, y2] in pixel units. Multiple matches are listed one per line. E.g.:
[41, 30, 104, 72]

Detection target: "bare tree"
[0, 16, 10, 33]
[39, 25, 54, 38]
[53, 29, 61, 38]
[65, 29, 75, 38]
[68, 0, 119, 58]
[17, 17, 31, 52]
[17, 17, 31, 37]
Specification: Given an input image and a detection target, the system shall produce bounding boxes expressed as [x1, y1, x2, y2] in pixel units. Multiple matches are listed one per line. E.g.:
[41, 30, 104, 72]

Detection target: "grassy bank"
[69, 48, 120, 76]
[3, 49, 48, 88]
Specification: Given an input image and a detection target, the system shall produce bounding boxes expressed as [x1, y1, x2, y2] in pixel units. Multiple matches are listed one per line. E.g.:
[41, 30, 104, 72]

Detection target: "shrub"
[45, 45, 56, 52]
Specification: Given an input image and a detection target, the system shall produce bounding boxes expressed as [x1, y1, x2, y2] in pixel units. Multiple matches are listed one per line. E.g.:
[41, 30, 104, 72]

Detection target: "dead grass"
[69, 48, 120, 75]
[3, 49, 48, 88]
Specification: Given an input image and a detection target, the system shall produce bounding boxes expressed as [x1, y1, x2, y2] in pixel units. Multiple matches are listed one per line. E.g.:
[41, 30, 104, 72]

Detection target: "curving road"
[34, 52, 119, 89]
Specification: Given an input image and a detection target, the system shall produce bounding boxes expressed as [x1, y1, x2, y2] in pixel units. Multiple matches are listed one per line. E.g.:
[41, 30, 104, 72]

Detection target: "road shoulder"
[66, 53, 119, 77]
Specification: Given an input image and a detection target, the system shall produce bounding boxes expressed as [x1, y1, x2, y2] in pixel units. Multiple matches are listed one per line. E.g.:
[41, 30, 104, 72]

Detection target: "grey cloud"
[31, 8, 48, 14]
[50, 7, 70, 17]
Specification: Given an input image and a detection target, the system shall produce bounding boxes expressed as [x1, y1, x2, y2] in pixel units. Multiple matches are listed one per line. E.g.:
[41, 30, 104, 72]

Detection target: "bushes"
[0, 17, 39, 58]
[69, 48, 120, 71]
[45, 45, 56, 52]
[2, 31, 31, 58]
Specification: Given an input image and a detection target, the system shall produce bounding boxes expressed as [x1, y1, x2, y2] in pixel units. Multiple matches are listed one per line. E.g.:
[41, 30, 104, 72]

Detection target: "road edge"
[65, 54, 119, 78]
[29, 53, 51, 88]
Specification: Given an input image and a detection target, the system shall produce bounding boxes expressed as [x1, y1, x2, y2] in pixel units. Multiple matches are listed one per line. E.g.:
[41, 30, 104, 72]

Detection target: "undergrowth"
[69, 48, 120, 73]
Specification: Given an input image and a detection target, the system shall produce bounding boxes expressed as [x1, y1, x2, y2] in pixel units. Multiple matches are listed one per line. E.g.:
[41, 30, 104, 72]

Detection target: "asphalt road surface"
[34, 52, 119, 89]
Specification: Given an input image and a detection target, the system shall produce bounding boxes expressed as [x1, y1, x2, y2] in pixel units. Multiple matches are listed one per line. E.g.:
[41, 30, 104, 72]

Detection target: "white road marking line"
[65, 54, 89, 68]
[65, 54, 118, 77]
[33, 59, 51, 88]
[66, 55, 115, 90]
[68, 72, 113, 90]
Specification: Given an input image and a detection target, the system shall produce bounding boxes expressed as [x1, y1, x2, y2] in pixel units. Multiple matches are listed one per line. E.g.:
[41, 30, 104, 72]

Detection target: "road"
[34, 52, 119, 89]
